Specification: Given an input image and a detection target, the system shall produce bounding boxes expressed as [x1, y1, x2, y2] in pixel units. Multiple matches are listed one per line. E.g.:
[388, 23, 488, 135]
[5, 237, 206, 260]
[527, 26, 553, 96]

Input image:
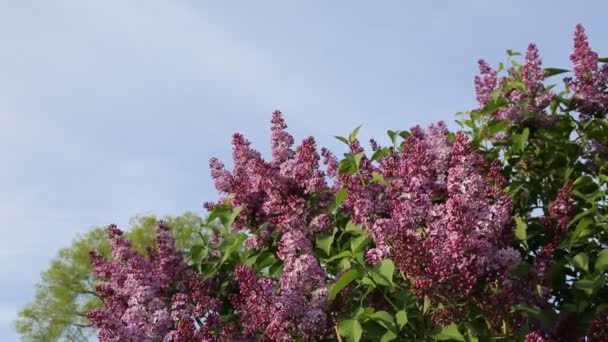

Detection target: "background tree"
[15, 212, 205, 342]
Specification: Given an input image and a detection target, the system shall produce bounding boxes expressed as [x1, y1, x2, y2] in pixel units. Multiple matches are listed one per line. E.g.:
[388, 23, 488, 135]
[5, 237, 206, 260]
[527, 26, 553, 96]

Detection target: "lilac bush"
[87, 25, 608, 341]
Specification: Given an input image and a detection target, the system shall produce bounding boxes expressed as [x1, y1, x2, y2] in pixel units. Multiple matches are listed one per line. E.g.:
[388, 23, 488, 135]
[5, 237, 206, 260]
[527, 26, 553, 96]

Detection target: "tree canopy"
[15, 212, 205, 342]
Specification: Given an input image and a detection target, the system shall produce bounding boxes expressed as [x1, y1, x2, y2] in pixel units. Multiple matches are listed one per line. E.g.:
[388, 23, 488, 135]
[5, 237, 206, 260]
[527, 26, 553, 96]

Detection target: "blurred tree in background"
[14, 212, 205, 342]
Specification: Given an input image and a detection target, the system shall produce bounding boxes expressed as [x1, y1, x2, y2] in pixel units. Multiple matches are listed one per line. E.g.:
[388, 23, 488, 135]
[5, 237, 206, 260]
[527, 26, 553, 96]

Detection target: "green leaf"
[573, 279, 596, 297]
[511, 128, 530, 154]
[371, 147, 390, 161]
[507, 80, 526, 92]
[544, 68, 570, 77]
[335, 135, 350, 145]
[370, 311, 397, 333]
[380, 330, 398, 342]
[398, 131, 410, 140]
[387, 130, 399, 145]
[315, 234, 334, 256]
[485, 119, 509, 136]
[208, 205, 242, 229]
[515, 217, 527, 246]
[571, 217, 595, 246]
[329, 269, 362, 301]
[338, 158, 356, 175]
[338, 319, 362, 342]
[572, 252, 590, 273]
[573, 276, 605, 297]
[219, 233, 247, 266]
[188, 245, 207, 263]
[327, 250, 352, 262]
[372, 260, 395, 287]
[351, 235, 371, 253]
[353, 152, 365, 169]
[350, 125, 363, 142]
[479, 96, 508, 115]
[594, 249, 608, 273]
[361, 306, 375, 317]
[345, 221, 365, 235]
[330, 188, 347, 213]
[505, 182, 524, 197]
[395, 310, 408, 329]
[573, 175, 594, 189]
[423, 296, 431, 314]
[506, 49, 521, 56]
[254, 251, 277, 270]
[371, 172, 388, 185]
[269, 261, 283, 277]
[434, 323, 465, 341]
[512, 304, 541, 318]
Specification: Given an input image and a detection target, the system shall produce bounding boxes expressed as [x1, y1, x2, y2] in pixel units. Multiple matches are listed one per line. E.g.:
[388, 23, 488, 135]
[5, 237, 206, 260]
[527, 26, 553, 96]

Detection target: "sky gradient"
[1, 0, 607, 340]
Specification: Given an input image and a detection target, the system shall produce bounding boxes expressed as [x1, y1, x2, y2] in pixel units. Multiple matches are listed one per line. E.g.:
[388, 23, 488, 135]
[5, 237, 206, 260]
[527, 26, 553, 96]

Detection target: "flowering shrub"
[89, 25, 608, 341]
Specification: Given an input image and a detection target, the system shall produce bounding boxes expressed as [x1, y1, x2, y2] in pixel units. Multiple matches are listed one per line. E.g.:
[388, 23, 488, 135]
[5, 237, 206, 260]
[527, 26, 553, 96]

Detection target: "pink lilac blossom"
[525, 331, 549, 342]
[209, 111, 333, 236]
[232, 257, 330, 341]
[547, 181, 576, 233]
[233, 217, 330, 340]
[585, 311, 608, 341]
[337, 124, 520, 328]
[88, 223, 223, 342]
[270, 110, 296, 163]
[212, 111, 333, 340]
[522, 44, 545, 94]
[474, 59, 498, 107]
[569, 24, 608, 119]
[534, 182, 575, 284]
[474, 44, 554, 124]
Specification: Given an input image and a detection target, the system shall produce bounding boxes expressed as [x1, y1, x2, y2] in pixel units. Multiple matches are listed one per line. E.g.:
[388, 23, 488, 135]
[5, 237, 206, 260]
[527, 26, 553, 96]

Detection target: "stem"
[335, 325, 344, 342]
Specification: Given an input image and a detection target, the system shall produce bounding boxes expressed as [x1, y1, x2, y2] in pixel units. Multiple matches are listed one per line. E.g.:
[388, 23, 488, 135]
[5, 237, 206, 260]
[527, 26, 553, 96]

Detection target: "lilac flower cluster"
[232, 231, 329, 340]
[88, 223, 225, 341]
[474, 44, 553, 123]
[586, 311, 608, 341]
[335, 123, 519, 325]
[208, 111, 331, 236]
[475, 25, 608, 123]
[524, 331, 548, 342]
[569, 24, 608, 119]
[210, 111, 332, 340]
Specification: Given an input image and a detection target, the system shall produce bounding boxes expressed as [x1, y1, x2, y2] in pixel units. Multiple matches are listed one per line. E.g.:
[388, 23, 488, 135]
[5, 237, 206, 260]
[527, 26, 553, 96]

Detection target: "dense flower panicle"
[585, 311, 608, 341]
[475, 59, 498, 107]
[209, 111, 333, 236]
[210, 111, 333, 340]
[533, 182, 576, 285]
[277, 230, 313, 261]
[231, 265, 277, 337]
[336, 124, 519, 327]
[321, 147, 339, 180]
[525, 331, 549, 342]
[569, 24, 608, 119]
[209, 158, 233, 193]
[271, 110, 296, 164]
[474, 43, 554, 124]
[522, 44, 545, 94]
[548, 181, 576, 232]
[233, 259, 329, 341]
[293, 137, 327, 194]
[88, 224, 222, 342]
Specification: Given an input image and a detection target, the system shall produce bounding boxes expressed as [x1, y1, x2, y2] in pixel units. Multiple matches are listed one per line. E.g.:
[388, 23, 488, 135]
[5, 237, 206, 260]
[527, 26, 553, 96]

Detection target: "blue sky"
[1, 0, 607, 340]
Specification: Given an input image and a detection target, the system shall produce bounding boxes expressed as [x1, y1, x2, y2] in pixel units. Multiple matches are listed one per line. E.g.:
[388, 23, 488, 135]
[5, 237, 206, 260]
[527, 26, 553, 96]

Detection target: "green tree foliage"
[14, 212, 205, 342]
